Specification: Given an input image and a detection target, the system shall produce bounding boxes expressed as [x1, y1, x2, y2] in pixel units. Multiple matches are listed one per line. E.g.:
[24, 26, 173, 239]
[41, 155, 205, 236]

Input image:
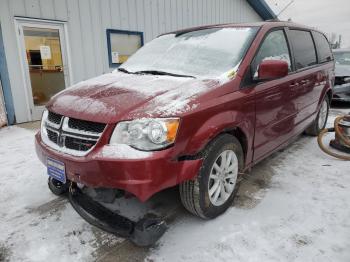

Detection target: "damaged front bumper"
[68, 183, 167, 246]
[35, 132, 203, 202]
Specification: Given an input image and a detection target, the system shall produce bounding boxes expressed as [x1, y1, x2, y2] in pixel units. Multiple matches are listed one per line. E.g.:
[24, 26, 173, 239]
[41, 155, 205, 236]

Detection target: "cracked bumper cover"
[68, 185, 167, 246]
[35, 132, 203, 202]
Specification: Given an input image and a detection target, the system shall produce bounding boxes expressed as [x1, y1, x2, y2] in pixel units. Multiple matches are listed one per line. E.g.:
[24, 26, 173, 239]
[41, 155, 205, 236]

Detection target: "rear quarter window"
[313, 31, 333, 63]
[289, 30, 317, 70]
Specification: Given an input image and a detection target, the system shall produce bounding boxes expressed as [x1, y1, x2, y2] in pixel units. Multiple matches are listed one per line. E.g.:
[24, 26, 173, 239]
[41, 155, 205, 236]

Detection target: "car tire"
[179, 134, 244, 219]
[305, 96, 329, 136]
[48, 177, 69, 196]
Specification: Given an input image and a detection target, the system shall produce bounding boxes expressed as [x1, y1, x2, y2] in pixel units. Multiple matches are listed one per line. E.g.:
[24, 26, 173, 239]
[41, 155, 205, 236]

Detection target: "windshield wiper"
[118, 67, 132, 74]
[134, 70, 196, 78]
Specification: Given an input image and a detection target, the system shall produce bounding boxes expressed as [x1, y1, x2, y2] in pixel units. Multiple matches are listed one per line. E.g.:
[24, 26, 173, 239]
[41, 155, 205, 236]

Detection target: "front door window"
[252, 30, 292, 77]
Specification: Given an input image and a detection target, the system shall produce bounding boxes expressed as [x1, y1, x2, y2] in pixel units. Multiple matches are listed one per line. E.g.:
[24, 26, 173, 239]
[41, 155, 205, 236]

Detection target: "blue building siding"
[0, 23, 15, 125]
[248, 0, 276, 20]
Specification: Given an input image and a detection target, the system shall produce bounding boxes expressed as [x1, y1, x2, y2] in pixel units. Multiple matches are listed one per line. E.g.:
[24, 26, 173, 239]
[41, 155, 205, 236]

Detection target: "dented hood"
[47, 72, 225, 123]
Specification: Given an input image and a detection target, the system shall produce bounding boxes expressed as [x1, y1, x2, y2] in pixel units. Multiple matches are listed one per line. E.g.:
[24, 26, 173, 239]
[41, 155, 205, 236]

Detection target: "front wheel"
[179, 134, 244, 219]
[48, 177, 69, 196]
[305, 96, 329, 136]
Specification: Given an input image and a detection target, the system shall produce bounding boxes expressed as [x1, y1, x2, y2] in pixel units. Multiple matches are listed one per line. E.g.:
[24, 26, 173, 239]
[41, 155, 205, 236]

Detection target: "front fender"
[187, 111, 237, 153]
[173, 88, 255, 169]
[180, 109, 253, 161]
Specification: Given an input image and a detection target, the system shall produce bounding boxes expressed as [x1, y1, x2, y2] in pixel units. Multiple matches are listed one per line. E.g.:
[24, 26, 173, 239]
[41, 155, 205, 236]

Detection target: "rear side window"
[313, 31, 332, 63]
[253, 30, 291, 77]
[289, 30, 317, 70]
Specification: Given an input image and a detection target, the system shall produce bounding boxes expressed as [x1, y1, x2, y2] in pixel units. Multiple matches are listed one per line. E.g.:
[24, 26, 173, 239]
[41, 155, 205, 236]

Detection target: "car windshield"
[334, 51, 350, 65]
[119, 27, 258, 78]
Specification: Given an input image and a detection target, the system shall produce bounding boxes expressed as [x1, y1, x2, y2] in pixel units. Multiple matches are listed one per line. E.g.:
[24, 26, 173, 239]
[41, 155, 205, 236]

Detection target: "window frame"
[252, 28, 293, 78]
[311, 30, 334, 64]
[286, 27, 318, 72]
[106, 29, 144, 68]
[241, 27, 294, 88]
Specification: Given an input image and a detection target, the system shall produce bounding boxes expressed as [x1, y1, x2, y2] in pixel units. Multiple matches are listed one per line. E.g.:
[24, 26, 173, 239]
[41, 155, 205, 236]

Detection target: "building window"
[106, 29, 144, 67]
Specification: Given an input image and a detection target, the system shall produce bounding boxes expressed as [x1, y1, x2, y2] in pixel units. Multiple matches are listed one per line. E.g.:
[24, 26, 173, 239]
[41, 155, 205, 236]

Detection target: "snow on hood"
[48, 71, 229, 123]
[335, 64, 350, 77]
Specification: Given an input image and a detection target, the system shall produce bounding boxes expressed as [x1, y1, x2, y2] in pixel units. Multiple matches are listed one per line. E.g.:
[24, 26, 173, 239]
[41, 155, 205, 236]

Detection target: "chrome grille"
[47, 129, 59, 144]
[65, 136, 96, 152]
[48, 111, 62, 125]
[42, 111, 106, 156]
[68, 118, 106, 133]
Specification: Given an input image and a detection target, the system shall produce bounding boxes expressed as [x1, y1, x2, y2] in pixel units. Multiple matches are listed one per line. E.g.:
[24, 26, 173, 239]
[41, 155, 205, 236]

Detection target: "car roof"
[162, 21, 320, 36]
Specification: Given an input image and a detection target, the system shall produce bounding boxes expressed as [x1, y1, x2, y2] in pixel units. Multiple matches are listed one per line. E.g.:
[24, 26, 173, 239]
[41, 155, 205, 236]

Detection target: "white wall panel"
[1, 0, 29, 122]
[135, 0, 145, 32]
[143, 0, 153, 42]
[110, 0, 121, 28]
[39, 0, 55, 20]
[66, 0, 85, 83]
[119, 0, 129, 29]
[8, 0, 26, 16]
[100, 0, 112, 73]
[53, 0, 68, 21]
[90, 0, 104, 75]
[24, 0, 41, 18]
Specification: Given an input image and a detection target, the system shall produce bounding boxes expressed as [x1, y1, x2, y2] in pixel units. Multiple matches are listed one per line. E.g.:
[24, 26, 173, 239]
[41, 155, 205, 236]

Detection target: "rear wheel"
[305, 96, 329, 136]
[179, 134, 243, 219]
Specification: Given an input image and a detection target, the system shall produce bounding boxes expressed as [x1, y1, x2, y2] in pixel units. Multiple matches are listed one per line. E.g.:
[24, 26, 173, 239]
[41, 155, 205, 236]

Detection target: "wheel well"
[178, 127, 248, 162]
[226, 127, 248, 162]
[326, 89, 333, 102]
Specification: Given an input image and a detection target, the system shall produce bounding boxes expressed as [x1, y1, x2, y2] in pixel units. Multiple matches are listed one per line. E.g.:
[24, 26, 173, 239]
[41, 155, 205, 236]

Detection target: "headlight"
[41, 109, 48, 137]
[110, 118, 180, 150]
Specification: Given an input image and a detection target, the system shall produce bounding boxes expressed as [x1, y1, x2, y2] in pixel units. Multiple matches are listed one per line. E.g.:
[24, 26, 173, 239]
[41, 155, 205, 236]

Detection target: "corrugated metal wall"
[0, 80, 7, 127]
[0, 0, 262, 123]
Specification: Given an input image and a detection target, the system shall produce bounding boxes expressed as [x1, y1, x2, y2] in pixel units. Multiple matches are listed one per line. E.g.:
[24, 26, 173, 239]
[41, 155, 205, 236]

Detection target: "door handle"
[290, 82, 299, 90]
[264, 93, 281, 102]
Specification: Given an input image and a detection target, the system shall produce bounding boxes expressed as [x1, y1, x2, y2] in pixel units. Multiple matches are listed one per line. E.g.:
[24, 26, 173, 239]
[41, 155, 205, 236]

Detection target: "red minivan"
[36, 22, 334, 222]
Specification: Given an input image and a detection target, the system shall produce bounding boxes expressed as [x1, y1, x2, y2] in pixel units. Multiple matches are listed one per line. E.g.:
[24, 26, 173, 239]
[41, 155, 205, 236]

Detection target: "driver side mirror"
[257, 60, 289, 81]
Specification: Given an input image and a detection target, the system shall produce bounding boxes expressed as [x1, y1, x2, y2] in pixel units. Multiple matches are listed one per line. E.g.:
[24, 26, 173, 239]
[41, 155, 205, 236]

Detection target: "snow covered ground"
[0, 107, 349, 262]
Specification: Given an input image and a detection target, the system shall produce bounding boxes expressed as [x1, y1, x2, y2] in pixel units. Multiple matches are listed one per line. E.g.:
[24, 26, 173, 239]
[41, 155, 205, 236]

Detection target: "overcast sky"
[265, 0, 350, 48]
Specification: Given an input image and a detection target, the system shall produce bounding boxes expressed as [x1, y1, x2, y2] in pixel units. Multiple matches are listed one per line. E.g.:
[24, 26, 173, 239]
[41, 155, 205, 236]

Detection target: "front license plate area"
[47, 157, 66, 184]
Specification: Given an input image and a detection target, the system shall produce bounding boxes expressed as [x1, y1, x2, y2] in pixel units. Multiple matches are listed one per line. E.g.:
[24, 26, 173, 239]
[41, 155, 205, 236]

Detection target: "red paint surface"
[258, 60, 289, 81]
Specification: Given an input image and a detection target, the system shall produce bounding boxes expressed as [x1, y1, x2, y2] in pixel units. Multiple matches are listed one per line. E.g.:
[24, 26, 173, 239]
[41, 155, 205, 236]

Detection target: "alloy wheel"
[208, 150, 238, 206]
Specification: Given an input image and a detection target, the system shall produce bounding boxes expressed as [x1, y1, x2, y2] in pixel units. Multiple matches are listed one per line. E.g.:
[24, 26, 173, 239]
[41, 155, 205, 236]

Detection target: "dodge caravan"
[36, 22, 334, 221]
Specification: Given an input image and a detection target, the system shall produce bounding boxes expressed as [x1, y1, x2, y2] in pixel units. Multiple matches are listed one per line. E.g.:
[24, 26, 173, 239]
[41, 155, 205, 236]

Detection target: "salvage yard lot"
[0, 106, 349, 262]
